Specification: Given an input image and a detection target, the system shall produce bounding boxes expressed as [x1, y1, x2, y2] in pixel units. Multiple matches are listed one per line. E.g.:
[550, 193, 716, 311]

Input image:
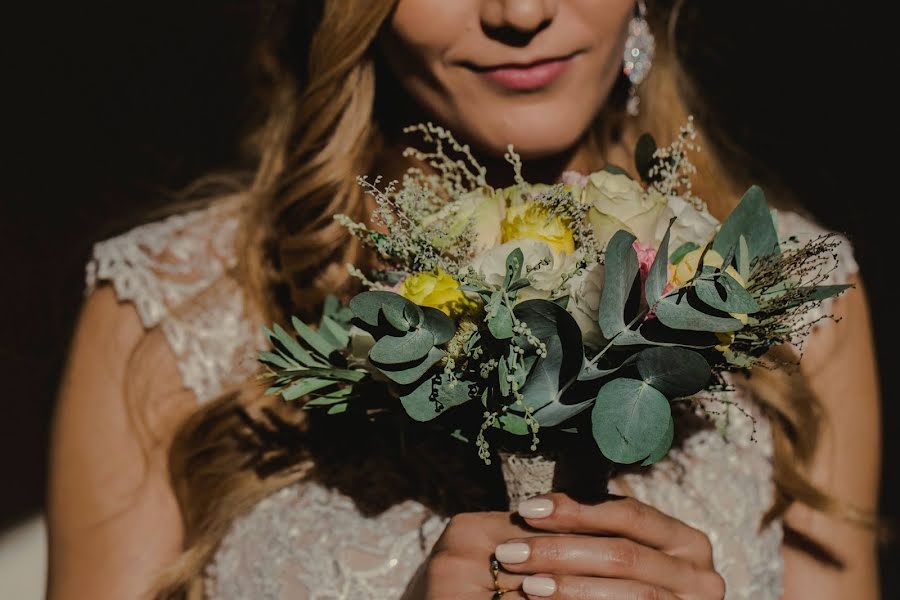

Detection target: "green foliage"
[712, 185, 780, 264]
[400, 375, 473, 421]
[598, 230, 639, 339]
[654, 289, 744, 333]
[670, 242, 700, 265]
[694, 271, 759, 314]
[592, 378, 671, 464]
[369, 327, 435, 365]
[634, 347, 710, 398]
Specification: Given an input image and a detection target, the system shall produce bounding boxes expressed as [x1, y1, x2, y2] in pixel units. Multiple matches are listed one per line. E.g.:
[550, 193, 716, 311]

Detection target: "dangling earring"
[623, 0, 655, 116]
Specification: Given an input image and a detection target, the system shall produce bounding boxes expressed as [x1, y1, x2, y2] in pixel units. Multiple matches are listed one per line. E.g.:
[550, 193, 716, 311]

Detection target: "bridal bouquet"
[259, 121, 847, 473]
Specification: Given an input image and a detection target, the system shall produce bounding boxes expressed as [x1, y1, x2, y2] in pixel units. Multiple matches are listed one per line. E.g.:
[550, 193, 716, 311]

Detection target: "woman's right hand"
[403, 511, 531, 599]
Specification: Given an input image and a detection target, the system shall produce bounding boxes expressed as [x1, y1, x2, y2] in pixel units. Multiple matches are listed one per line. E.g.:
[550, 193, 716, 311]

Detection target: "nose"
[481, 0, 559, 34]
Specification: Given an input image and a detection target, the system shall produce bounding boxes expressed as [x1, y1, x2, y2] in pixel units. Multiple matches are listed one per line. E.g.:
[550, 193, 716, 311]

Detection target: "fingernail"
[518, 497, 554, 519]
[523, 576, 557, 597]
[495, 542, 530, 564]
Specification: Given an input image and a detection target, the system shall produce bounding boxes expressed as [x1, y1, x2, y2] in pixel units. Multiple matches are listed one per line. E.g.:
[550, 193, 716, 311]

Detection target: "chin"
[456, 101, 597, 161]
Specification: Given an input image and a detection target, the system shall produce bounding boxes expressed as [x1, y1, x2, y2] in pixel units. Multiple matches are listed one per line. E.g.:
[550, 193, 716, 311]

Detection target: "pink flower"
[561, 170, 588, 187]
[632, 240, 657, 281]
[632, 241, 673, 318]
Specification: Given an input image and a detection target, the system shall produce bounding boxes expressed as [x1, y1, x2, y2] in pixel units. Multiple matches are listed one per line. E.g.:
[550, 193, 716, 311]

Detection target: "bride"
[47, 1, 881, 598]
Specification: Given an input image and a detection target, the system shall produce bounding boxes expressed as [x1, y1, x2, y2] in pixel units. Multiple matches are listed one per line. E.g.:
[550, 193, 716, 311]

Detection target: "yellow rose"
[397, 270, 474, 317]
[500, 201, 575, 255]
[671, 247, 746, 291]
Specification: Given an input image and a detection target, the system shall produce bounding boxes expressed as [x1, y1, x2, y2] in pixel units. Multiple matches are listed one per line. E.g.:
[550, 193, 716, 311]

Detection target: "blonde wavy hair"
[152, 1, 859, 597]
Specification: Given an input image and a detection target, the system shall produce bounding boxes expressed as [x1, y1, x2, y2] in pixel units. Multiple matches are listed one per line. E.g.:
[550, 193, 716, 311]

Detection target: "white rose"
[567, 263, 605, 348]
[425, 188, 504, 255]
[657, 195, 719, 253]
[469, 239, 576, 301]
[586, 171, 673, 248]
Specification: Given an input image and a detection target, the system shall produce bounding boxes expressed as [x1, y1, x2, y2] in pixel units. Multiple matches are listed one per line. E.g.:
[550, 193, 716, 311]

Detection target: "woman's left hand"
[495, 493, 726, 599]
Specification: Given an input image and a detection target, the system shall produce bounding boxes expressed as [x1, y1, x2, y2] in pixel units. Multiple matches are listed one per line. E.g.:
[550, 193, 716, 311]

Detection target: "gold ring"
[490, 555, 508, 598]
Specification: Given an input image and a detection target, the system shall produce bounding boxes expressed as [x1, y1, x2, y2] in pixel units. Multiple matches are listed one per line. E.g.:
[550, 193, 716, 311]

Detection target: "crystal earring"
[623, 0, 655, 116]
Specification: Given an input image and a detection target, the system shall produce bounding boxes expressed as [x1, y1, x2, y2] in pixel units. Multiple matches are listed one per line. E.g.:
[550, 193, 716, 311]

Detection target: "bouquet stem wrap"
[499, 437, 614, 511]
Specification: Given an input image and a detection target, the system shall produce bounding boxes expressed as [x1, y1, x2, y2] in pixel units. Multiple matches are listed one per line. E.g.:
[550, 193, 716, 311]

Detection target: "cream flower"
[567, 263, 605, 348]
[426, 188, 504, 255]
[657, 195, 719, 253]
[470, 239, 576, 301]
[585, 170, 673, 248]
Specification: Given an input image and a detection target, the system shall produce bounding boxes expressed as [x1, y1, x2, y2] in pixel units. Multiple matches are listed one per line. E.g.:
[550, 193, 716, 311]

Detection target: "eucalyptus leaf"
[372, 346, 446, 385]
[602, 163, 629, 176]
[641, 414, 674, 466]
[670, 242, 700, 265]
[598, 230, 639, 339]
[514, 300, 584, 385]
[498, 356, 511, 398]
[654, 289, 744, 333]
[592, 378, 671, 464]
[497, 413, 530, 435]
[368, 327, 435, 365]
[292, 316, 337, 358]
[349, 291, 409, 328]
[421, 307, 456, 345]
[319, 315, 350, 350]
[737, 235, 751, 281]
[400, 375, 473, 421]
[282, 377, 336, 401]
[327, 403, 348, 415]
[382, 302, 411, 332]
[532, 396, 594, 427]
[712, 185, 779, 262]
[488, 303, 515, 339]
[695, 272, 759, 314]
[504, 247, 525, 288]
[270, 324, 324, 367]
[646, 220, 673, 306]
[635, 347, 711, 398]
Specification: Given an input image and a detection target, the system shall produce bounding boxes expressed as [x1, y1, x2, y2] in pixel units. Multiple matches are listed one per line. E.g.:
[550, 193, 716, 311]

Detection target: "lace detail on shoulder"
[85, 198, 263, 402]
[774, 210, 859, 338]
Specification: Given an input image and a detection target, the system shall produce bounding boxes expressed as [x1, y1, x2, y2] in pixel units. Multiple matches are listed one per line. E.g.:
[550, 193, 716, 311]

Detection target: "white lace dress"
[85, 198, 857, 600]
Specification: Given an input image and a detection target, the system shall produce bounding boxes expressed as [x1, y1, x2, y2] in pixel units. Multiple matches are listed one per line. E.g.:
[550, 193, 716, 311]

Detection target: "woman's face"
[382, 0, 635, 160]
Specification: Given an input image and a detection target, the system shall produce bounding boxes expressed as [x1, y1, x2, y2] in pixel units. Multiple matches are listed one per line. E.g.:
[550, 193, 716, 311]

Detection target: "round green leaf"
[400, 375, 473, 421]
[368, 327, 434, 365]
[635, 347, 711, 398]
[349, 291, 409, 328]
[641, 413, 674, 466]
[371, 346, 446, 385]
[422, 306, 455, 345]
[592, 378, 671, 464]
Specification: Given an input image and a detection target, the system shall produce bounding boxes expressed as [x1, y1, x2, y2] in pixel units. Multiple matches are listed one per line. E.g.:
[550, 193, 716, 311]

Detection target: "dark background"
[3, 0, 896, 593]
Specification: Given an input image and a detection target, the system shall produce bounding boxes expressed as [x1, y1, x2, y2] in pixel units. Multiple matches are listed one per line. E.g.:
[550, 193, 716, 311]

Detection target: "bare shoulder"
[47, 285, 198, 599]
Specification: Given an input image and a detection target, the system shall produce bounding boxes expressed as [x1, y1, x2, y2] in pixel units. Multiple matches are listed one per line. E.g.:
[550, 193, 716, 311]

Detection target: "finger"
[521, 574, 678, 600]
[495, 535, 714, 594]
[517, 494, 715, 566]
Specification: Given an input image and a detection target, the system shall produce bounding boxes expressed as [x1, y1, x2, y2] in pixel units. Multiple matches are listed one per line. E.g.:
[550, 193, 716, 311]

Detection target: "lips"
[468, 54, 577, 91]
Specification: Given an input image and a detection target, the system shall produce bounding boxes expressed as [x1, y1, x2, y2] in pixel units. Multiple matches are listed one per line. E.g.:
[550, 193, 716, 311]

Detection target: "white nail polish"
[494, 542, 530, 564]
[518, 497, 554, 519]
[523, 576, 557, 597]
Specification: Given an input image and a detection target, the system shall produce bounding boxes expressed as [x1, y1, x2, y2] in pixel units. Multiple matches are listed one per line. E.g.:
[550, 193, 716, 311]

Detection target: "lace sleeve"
[85, 198, 263, 402]
[774, 210, 859, 340]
